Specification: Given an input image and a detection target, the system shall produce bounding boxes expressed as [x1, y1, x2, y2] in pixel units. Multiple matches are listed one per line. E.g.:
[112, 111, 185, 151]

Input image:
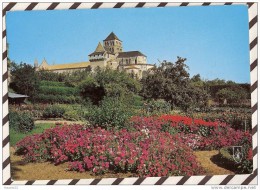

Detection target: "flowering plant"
[16, 124, 204, 176]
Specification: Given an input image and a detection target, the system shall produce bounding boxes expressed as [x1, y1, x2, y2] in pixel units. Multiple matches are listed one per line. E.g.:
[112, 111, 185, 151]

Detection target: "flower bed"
[16, 114, 252, 176]
[190, 110, 251, 131]
[130, 115, 252, 150]
[15, 124, 204, 177]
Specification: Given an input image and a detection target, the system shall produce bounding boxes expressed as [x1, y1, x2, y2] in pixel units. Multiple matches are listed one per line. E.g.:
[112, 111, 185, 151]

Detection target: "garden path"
[10, 147, 134, 180]
[194, 150, 235, 175]
[10, 148, 234, 180]
[35, 120, 85, 125]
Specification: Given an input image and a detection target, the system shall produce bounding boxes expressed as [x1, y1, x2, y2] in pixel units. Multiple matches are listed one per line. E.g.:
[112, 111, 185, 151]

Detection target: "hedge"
[33, 94, 82, 104]
[39, 80, 66, 87]
[39, 86, 79, 96]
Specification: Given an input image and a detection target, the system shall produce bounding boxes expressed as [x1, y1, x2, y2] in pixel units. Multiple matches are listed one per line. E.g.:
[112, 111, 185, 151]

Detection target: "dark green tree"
[79, 67, 141, 104]
[191, 74, 205, 88]
[9, 63, 39, 99]
[216, 85, 248, 104]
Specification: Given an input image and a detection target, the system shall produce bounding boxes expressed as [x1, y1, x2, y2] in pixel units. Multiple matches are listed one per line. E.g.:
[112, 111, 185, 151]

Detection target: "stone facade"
[37, 32, 154, 78]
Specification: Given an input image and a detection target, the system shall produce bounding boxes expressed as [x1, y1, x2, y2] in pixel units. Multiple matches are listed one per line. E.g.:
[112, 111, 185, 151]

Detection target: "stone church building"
[36, 32, 154, 78]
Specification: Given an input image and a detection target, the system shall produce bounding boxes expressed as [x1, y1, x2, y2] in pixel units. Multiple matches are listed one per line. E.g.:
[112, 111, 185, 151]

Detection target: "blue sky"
[6, 5, 250, 83]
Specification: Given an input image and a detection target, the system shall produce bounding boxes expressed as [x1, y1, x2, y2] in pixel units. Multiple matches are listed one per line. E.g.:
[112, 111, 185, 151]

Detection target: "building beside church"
[37, 32, 154, 78]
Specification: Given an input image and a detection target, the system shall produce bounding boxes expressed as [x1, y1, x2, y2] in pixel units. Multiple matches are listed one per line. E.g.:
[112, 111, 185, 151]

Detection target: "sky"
[6, 5, 250, 83]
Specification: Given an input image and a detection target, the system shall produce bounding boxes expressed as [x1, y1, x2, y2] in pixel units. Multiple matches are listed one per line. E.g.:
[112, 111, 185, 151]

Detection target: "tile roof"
[8, 92, 29, 98]
[117, 51, 146, 58]
[89, 42, 108, 56]
[95, 42, 106, 52]
[89, 52, 105, 56]
[43, 62, 90, 70]
[104, 32, 122, 42]
[124, 65, 139, 69]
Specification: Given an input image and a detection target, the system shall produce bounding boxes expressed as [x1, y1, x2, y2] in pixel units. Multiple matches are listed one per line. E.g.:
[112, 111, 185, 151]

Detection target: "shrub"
[142, 99, 171, 116]
[33, 94, 82, 104]
[34, 79, 81, 104]
[86, 97, 134, 130]
[9, 111, 34, 133]
[42, 105, 65, 118]
[37, 70, 67, 82]
[133, 95, 144, 109]
[15, 124, 204, 176]
[219, 146, 253, 174]
[62, 105, 88, 121]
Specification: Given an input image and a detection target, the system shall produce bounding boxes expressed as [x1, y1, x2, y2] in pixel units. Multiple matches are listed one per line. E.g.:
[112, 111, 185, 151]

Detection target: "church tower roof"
[104, 32, 122, 42]
[89, 42, 107, 56]
[95, 42, 106, 52]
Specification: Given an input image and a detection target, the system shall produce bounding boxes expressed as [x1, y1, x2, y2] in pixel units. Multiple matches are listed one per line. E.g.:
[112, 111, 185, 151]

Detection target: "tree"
[37, 69, 67, 82]
[79, 67, 141, 104]
[191, 74, 205, 88]
[216, 85, 248, 104]
[9, 63, 39, 99]
[78, 76, 105, 104]
[141, 57, 209, 111]
[63, 68, 92, 87]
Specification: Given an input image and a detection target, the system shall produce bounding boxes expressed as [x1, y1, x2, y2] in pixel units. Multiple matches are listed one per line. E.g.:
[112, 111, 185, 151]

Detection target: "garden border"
[1, 1, 258, 185]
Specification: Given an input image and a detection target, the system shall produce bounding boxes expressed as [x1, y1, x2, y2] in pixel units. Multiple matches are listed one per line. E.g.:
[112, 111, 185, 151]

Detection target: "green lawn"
[10, 123, 53, 146]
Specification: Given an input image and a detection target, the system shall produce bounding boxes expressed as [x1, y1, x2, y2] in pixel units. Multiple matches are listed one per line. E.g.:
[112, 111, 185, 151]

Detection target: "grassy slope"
[10, 123, 53, 146]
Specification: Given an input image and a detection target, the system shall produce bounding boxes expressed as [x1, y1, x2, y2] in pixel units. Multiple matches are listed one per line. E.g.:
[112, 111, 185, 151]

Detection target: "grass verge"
[10, 123, 53, 146]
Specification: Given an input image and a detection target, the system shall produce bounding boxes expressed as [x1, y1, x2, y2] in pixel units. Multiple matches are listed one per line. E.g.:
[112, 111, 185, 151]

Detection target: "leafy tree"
[86, 96, 135, 130]
[64, 67, 92, 87]
[141, 57, 209, 111]
[191, 74, 205, 88]
[37, 69, 67, 82]
[9, 63, 39, 99]
[216, 85, 248, 104]
[78, 76, 105, 104]
[205, 78, 227, 86]
[79, 67, 141, 104]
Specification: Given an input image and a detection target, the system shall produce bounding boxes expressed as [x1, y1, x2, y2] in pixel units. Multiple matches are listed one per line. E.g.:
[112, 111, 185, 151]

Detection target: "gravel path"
[35, 120, 86, 125]
[10, 147, 134, 180]
[10, 148, 234, 180]
[194, 150, 234, 175]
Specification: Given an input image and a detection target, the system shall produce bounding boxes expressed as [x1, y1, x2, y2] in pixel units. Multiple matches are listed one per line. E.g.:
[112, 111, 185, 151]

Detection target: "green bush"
[9, 111, 34, 133]
[61, 104, 88, 121]
[34, 79, 81, 104]
[86, 97, 134, 130]
[143, 99, 171, 116]
[63, 110, 81, 121]
[43, 105, 66, 118]
[219, 146, 253, 174]
[133, 95, 144, 108]
[34, 94, 82, 104]
[37, 70, 67, 82]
